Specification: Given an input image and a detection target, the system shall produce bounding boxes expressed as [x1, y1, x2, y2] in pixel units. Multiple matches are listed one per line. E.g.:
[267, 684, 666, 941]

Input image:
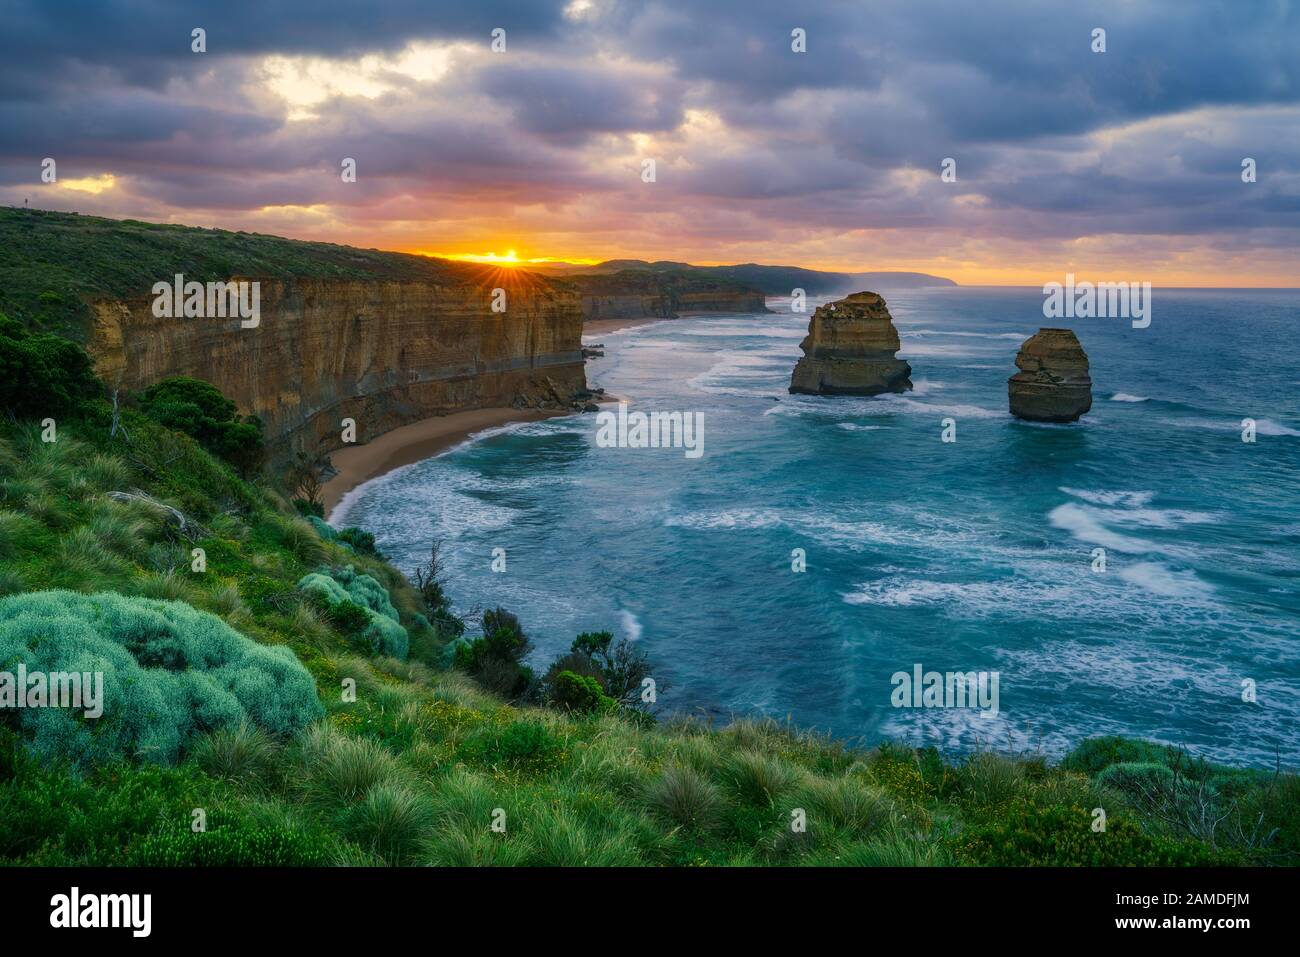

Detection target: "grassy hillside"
[0, 208, 493, 340]
[0, 369, 1295, 866]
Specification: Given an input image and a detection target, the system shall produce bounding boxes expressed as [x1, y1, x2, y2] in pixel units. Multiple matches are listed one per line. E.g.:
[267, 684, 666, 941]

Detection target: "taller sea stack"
[788, 291, 912, 395]
[1007, 328, 1092, 422]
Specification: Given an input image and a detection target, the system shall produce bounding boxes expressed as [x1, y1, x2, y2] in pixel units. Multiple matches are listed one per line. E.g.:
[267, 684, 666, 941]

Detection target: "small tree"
[572, 630, 656, 706]
[453, 607, 533, 699]
[286, 438, 332, 514]
[411, 540, 464, 640]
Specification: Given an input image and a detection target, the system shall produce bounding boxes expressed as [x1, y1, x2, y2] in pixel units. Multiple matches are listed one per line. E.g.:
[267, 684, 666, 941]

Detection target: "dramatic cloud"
[2, 0, 1297, 283]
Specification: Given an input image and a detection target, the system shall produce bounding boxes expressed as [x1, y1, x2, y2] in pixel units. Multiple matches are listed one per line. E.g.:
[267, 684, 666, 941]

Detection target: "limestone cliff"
[1008, 328, 1092, 422]
[88, 275, 586, 455]
[788, 291, 912, 395]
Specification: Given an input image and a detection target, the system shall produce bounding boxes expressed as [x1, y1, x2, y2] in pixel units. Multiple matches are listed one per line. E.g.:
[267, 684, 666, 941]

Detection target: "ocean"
[334, 287, 1300, 768]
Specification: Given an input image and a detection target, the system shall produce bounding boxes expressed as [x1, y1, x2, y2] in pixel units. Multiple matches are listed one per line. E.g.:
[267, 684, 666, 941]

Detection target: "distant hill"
[559, 267, 768, 320]
[530, 259, 955, 295]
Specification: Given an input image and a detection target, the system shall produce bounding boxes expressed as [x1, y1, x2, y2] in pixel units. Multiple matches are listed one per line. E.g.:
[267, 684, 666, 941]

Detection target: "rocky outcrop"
[788, 291, 912, 395]
[88, 276, 587, 458]
[1007, 328, 1092, 422]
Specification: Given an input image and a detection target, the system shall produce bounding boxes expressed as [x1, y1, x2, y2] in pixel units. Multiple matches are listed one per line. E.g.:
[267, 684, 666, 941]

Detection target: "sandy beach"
[322, 406, 568, 518]
[583, 315, 673, 337]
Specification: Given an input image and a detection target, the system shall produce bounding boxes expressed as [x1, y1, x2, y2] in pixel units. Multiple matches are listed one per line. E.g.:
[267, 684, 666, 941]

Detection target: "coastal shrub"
[136, 376, 264, 474]
[410, 542, 465, 641]
[307, 517, 381, 556]
[1061, 736, 1175, 777]
[307, 515, 337, 541]
[126, 824, 332, 866]
[299, 566, 399, 622]
[452, 608, 533, 699]
[1097, 761, 1176, 802]
[293, 497, 325, 519]
[548, 670, 616, 714]
[337, 527, 381, 557]
[948, 801, 1233, 866]
[0, 590, 323, 767]
[297, 566, 408, 659]
[0, 314, 101, 419]
[0, 740, 212, 864]
[461, 720, 561, 770]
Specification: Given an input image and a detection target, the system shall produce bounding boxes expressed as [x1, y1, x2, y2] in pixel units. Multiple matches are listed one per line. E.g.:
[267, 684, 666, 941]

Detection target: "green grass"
[0, 207, 504, 340]
[0, 413, 1296, 867]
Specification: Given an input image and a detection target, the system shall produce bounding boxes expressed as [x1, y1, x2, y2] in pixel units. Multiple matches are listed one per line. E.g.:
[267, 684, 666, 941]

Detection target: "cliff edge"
[1, 209, 586, 458]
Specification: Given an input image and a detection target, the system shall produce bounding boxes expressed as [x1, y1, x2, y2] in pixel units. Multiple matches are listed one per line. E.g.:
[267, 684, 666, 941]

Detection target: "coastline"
[584, 315, 674, 337]
[321, 406, 569, 518]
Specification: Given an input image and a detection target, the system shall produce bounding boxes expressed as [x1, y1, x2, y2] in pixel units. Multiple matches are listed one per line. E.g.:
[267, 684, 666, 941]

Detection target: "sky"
[2, 0, 1298, 285]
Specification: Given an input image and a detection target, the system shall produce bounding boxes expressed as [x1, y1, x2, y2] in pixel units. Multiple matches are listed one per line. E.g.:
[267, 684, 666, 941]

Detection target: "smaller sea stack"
[788, 291, 912, 396]
[1008, 328, 1092, 422]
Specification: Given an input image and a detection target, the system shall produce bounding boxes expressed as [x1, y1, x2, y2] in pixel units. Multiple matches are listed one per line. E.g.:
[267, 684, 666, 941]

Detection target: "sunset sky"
[3, 1, 1298, 285]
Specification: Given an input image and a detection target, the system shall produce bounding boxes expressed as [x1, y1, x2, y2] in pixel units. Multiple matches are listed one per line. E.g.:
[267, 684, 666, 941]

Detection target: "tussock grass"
[136, 569, 203, 603]
[301, 726, 403, 806]
[799, 775, 896, 836]
[88, 502, 151, 557]
[421, 828, 532, 867]
[276, 516, 329, 566]
[192, 721, 279, 786]
[526, 807, 641, 866]
[83, 453, 132, 492]
[342, 781, 434, 864]
[203, 581, 247, 618]
[646, 764, 721, 832]
[0, 509, 41, 559]
[726, 750, 800, 806]
[0, 567, 26, 596]
[820, 832, 954, 867]
[958, 751, 1026, 806]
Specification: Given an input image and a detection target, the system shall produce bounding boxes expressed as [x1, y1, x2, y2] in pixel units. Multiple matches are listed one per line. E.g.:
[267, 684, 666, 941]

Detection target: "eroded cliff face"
[789, 291, 912, 395]
[88, 277, 586, 455]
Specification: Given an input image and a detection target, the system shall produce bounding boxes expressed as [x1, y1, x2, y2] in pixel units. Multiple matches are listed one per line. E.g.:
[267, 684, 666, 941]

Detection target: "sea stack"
[788, 292, 912, 395]
[1007, 328, 1092, 422]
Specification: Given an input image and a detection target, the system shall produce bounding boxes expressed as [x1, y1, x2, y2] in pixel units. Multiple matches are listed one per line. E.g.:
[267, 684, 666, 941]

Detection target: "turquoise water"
[336, 287, 1300, 767]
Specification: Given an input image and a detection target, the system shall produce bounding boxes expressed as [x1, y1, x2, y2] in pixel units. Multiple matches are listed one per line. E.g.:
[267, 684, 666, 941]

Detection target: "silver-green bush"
[297, 566, 407, 659]
[0, 590, 323, 767]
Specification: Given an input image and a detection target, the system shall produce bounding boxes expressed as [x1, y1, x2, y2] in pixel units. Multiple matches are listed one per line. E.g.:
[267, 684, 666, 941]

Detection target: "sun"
[439, 249, 525, 266]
